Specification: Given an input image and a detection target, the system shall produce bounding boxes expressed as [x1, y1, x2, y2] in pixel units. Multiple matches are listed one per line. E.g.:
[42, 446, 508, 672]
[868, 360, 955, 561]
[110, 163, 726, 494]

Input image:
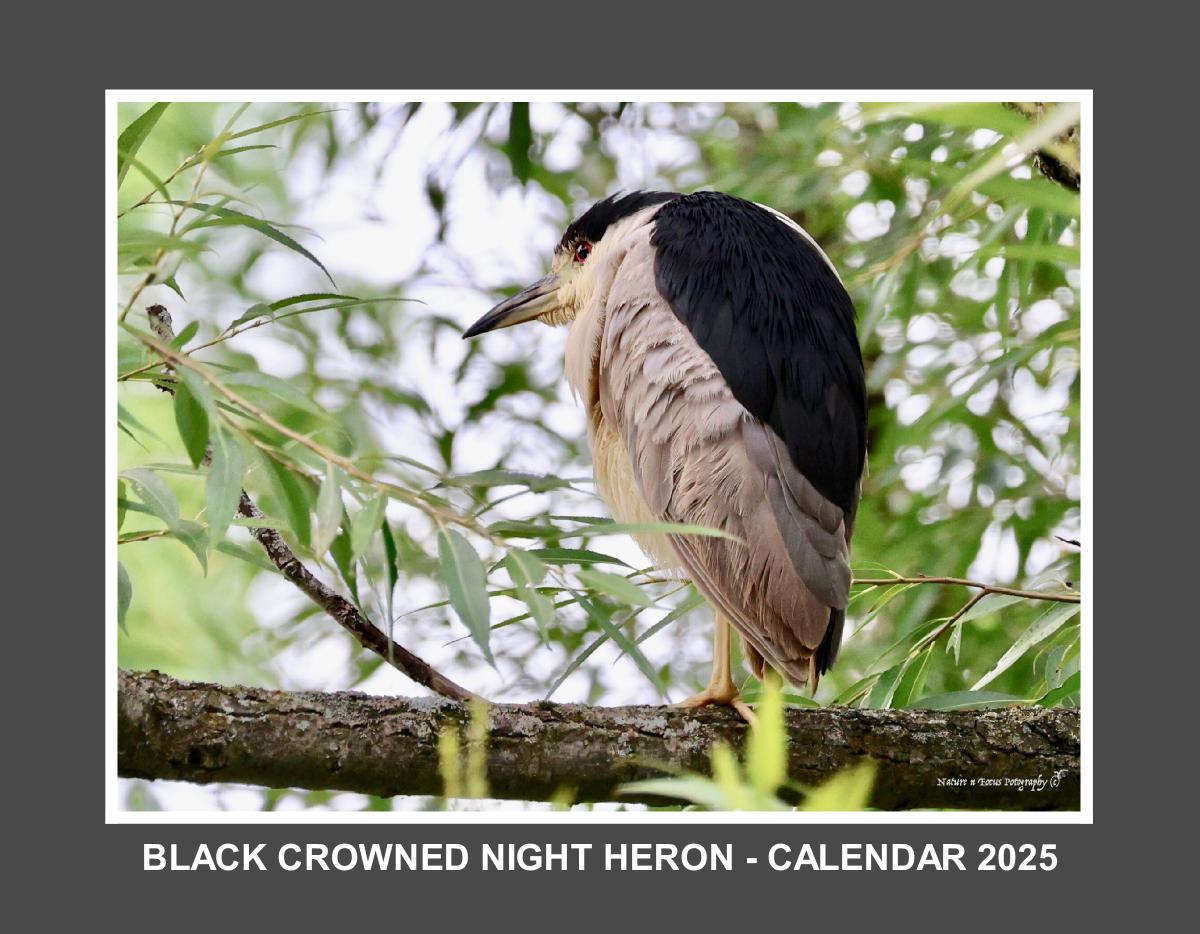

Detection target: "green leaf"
[174, 202, 334, 284]
[117, 103, 169, 188]
[225, 303, 273, 332]
[173, 373, 211, 468]
[707, 743, 747, 806]
[630, 588, 706, 648]
[619, 777, 729, 810]
[576, 568, 655, 607]
[117, 403, 163, 443]
[981, 242, 1081, 266]
[437, 529, 493, 664]
[746, 679, 787, 794]
[1036, 672, 1080, 708]
[224, 295, 404, 335]
[269, 292, 360, 311]
[350, 494, 385, 560]
[970, 602, 1080, 690]
[906, 691, 1025, 711]
[330, 512, 360, 605]
[116, 499, 153, 518]
[117, 562, 132, 633]
[216, 541, 277, 573]
[859, 102, 1031, 138]
[570, 520, 741, 543]
[866, 662, 904, 709]
[171, 519, 209, 573]
[440, 469, 575, 492]
[575, 592, 666, 697]
[117, 231, 209, 256]
[206, 429, 245, 548]
[800, 761, 877, 811]
[117, 480, 128, 532]
[120, 468, 180, 529]
[504, 547, 547, 587]
[978, 174, 1080, 218]
[170, 320, 200, 349]
[381, 520, 400, 616]
[229, 515, 290, 530]
[179, 143, 277, 170]
[225, 109, 336, 142]
[546, 628, 611, 700]
[947, 619, 963, 664]
[739, 688, 823, 709]
[162, 276, 185, 300]
[1040, 631, 1080, 690]
[505, 102, 533, 184]
[505, 549, 554, 639]
[525, 547, 630, 568]
[259, 455, 312, 548]
[489, 520, 565, 539]
[833, 674, 879, 707]
[959, 592, 1025, 623]
[312, 463, 343, 557]
[891, 646, 933, 708]
[221, 371, 332, 420]
[118, 329, 151, 374]
[122, 154, 172, 207]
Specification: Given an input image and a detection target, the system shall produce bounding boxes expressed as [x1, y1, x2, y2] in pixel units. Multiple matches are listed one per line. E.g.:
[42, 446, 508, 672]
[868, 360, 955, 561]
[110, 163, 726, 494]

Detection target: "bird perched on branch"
[464, 191, 867, 719]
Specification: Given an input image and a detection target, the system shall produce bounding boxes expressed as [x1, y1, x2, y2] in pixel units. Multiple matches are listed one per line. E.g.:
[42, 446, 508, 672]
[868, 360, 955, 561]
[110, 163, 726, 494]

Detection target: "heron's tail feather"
[815, 608, 845, 677]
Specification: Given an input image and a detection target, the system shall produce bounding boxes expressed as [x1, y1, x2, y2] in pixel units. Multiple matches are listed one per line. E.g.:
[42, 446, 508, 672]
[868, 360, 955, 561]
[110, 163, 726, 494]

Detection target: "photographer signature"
[936, 769, 1071, 790]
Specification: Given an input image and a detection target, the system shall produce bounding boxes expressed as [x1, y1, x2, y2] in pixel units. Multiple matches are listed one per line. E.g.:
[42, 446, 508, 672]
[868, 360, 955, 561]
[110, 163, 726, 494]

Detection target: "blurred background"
[116, 101, 1082, 811]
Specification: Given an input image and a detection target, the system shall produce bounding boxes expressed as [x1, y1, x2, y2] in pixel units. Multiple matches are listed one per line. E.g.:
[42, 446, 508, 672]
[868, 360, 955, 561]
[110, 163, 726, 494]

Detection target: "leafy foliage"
[116, 101, 1082, 811]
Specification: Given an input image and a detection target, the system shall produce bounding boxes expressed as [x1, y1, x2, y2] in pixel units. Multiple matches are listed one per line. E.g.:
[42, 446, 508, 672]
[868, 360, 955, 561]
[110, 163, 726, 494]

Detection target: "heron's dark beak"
[462, 275, 560, 338]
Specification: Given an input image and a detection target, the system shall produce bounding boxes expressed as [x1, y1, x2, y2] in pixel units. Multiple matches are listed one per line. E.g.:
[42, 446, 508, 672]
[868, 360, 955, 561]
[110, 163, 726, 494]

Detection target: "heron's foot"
[673, 684, 757, 725]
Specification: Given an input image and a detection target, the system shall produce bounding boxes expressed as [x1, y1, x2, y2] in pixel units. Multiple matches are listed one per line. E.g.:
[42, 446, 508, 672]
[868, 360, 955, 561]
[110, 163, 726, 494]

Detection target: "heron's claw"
[674, 685, 757, 725]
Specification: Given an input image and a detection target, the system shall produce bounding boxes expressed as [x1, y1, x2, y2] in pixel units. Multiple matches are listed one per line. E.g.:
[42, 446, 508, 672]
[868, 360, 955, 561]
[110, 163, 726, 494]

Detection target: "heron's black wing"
[649, 192, 867, 520]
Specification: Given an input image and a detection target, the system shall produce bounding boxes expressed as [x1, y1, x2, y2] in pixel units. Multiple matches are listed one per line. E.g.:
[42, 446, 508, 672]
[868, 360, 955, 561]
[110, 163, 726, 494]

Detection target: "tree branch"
[118, 668, 1080, 810]
[233, 492, 479, 703]
[853, 575, 1079, 604]
[1005, 101, 1081, 191]
[138, 305, 479, 704]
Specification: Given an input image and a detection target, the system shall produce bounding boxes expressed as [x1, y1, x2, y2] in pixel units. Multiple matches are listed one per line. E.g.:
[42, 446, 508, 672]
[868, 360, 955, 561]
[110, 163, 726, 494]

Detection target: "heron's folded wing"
[597, 230, 852, 682]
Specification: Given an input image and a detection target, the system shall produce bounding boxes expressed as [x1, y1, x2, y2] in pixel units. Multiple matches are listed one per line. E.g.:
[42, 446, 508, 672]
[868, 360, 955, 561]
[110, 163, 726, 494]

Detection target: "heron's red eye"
[574, 241, 592, 263]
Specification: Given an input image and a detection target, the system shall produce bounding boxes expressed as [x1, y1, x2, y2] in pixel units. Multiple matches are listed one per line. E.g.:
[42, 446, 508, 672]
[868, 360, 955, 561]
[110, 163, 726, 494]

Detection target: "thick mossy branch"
[118, 669, 1080, 810]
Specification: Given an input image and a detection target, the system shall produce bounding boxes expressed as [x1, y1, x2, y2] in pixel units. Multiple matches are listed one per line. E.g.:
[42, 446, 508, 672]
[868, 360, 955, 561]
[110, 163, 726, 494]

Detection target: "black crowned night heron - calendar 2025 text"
[464, 191, 867, 720]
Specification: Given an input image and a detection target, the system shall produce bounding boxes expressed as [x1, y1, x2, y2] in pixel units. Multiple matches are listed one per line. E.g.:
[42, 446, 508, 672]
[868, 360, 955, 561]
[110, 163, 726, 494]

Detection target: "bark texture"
[118, 669, 1080, 810]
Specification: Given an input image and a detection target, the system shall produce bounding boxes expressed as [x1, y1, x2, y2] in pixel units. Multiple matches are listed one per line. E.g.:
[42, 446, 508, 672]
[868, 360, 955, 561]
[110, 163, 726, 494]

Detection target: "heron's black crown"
[556, 190, 680, 253]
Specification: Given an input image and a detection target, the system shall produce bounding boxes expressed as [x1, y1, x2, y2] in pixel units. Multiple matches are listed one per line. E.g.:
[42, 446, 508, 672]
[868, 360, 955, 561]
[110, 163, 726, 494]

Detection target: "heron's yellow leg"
[674, 616, 757, 724]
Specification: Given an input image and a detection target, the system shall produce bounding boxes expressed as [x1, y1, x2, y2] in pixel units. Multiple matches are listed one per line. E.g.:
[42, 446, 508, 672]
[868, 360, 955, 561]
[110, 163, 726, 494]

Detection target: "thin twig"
[137, 304, 481, 703]
[234, 490, 480, 702]
[117, 529, 170, 545]
[852, 575, 1079, 604]
[127, 322, 495, 540]
[118, 297, 416, 383]
[916, 590, 989, 655]
[118, 108, 249, 322]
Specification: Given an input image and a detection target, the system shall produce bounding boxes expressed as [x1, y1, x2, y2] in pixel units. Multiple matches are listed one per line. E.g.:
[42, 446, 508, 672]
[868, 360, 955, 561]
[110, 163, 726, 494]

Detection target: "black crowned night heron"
[464, 191, 867, 719]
